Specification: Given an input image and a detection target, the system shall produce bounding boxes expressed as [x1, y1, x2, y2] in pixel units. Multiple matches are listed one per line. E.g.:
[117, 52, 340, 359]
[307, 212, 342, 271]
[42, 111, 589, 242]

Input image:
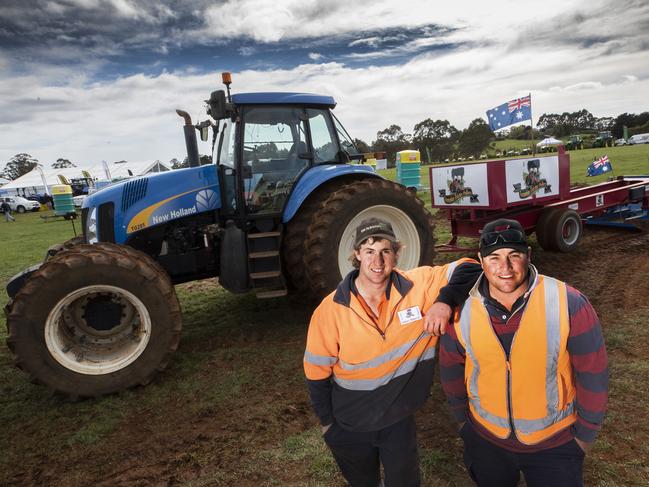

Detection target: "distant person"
[304, 217, 481, 487]
[440, 218, 608, 487]
[2, 200, 15, 222]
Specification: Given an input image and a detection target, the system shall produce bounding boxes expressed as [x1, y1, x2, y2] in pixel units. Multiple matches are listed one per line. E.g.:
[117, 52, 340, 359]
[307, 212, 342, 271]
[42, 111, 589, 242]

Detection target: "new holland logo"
[196, 189, 217, 210]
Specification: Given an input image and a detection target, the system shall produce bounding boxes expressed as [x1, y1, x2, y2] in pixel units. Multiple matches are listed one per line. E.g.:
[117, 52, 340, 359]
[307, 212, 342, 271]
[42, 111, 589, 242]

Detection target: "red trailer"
[429, 147, 649, 252]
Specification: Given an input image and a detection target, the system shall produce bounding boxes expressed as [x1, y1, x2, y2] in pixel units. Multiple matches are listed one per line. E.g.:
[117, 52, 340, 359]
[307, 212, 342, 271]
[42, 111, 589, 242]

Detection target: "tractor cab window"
[306, 109, 339, 163]
[332, 112, 358, 156]
[241, 106, 309, 214]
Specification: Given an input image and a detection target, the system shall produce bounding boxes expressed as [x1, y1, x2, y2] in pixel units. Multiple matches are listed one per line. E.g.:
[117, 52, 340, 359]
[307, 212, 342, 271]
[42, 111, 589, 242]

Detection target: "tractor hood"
[83, 164, 220, 244]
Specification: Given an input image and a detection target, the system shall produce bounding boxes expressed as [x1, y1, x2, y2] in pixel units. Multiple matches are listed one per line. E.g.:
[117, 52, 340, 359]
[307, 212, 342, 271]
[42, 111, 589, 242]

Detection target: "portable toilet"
[396, 150, 421, 189]
[52, 184, 75, 216]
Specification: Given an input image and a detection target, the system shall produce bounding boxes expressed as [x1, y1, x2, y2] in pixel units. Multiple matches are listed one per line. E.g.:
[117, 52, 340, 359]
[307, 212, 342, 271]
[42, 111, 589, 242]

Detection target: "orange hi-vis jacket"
[455, 273, 578, 445]
[304, 259, 473, 432]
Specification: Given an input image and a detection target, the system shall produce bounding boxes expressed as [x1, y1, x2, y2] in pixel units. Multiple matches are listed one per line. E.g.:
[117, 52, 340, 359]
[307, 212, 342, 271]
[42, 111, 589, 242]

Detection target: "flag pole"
[529, 92, 535, 155]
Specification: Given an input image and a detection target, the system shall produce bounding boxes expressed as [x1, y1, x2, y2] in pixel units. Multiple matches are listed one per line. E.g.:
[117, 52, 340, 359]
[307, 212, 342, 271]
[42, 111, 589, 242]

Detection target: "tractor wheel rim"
[45, 285, 152, 375]
[337, 205, 421, 277]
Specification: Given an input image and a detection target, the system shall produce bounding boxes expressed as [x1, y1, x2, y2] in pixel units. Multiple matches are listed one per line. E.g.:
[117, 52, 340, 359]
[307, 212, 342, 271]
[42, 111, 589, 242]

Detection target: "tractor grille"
[121, 178, 148, 212]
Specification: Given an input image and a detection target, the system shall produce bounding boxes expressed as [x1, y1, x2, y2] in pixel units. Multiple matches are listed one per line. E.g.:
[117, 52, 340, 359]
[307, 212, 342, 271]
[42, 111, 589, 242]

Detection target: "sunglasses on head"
[480, 228, 526, 246]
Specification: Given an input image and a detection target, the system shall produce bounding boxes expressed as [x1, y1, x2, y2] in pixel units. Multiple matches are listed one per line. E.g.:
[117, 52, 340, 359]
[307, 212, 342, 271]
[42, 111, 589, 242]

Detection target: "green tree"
[372, 125, 411, 164]
[182, 155, 212, 167]
[458, 119, 494, 158]
[0, 153, 39, 180]
[412, 118, 459, 163]
[169, 158, 184, 169]
[353, 138, 371, 154]
[51, 158, 76, 169]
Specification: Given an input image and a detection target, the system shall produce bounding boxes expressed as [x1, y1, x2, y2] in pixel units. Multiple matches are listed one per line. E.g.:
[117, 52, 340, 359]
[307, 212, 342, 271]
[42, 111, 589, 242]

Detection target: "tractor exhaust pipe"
[176, 109, 200, 168]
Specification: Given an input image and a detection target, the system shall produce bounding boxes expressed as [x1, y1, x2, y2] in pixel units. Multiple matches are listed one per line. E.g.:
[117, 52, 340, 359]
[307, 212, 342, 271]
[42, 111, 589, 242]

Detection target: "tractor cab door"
[240, 106, 311, 215]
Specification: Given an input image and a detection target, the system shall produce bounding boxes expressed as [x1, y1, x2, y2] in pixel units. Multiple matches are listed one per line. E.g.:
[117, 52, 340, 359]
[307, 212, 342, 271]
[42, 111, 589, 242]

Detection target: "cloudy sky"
[1, 0, 648, 170]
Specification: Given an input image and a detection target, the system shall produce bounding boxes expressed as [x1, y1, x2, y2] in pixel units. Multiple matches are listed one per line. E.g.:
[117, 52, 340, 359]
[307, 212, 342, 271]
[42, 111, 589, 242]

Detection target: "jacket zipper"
[351, 293, 406, 340]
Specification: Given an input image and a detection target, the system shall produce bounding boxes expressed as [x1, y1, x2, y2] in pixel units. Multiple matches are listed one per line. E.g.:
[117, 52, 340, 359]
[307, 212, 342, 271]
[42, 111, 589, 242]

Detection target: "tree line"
[2, 109, 647, 180]
[361, 109, 649, 164]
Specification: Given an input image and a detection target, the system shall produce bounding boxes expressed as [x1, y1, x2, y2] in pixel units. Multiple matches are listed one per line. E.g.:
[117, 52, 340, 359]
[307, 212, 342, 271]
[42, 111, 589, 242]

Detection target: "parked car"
[0, 196, 41, 213]
[615, 138, 627, 146]
[628, 133, 649, 145]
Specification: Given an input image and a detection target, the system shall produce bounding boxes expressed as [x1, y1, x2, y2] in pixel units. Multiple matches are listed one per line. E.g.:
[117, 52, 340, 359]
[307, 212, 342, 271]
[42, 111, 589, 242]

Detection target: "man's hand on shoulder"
[424, 302, 452, 336]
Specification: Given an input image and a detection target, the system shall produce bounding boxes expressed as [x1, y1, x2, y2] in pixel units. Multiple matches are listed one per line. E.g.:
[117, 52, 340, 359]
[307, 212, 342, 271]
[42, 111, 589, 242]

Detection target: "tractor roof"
[232, 92, 336, 108]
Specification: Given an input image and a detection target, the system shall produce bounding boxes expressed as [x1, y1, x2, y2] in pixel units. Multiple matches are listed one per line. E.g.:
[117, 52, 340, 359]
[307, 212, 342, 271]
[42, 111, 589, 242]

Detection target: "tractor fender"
[282, 164, 381, 223]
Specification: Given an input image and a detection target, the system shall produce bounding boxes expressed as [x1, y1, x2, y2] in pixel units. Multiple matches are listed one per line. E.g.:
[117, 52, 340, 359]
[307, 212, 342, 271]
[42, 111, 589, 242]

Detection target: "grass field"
[2, 143, 649, 485]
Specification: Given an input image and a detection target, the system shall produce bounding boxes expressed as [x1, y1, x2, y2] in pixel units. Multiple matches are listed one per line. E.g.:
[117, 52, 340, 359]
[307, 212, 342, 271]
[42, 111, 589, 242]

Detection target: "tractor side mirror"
[207, 90, 231, 120]
[200, 125, 209, 141]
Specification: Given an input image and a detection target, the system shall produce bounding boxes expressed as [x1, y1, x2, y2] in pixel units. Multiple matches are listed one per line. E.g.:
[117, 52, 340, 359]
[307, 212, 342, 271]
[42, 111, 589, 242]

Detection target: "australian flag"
[586, 155, 613, 177]
[486, 95, 532, 131]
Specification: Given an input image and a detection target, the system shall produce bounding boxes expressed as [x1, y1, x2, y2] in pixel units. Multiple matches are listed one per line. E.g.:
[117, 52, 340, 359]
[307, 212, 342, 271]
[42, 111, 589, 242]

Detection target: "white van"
[628, 133, 649, 145]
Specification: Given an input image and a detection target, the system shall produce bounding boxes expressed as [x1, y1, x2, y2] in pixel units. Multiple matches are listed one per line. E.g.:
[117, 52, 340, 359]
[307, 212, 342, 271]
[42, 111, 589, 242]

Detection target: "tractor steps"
[247, 225, 287, 299]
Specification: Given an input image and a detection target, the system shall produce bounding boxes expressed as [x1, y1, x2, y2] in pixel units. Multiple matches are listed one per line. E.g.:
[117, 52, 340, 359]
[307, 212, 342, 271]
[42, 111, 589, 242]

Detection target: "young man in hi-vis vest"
[304, 217, 481, 487]
[439, 218, 608, 487]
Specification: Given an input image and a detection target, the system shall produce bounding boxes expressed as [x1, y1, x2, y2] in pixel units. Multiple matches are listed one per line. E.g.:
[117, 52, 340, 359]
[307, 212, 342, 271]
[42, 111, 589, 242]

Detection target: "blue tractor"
[5, 73, 435, 397]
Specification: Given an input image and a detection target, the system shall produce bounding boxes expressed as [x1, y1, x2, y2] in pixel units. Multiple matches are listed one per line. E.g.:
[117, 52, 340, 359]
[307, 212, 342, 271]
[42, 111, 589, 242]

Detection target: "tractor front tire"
[303, 179, 435, 298]
[5, 243, 182, 397]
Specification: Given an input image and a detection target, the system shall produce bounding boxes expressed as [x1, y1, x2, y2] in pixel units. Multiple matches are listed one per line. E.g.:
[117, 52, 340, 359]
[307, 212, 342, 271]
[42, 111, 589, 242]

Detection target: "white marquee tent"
[536, 137, 563, 147]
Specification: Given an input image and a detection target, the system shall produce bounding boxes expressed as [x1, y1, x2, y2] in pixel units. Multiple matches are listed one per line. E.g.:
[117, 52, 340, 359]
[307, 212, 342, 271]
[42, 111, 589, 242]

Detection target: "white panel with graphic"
[431, 164, 489, 206]
[505, 156, 559, 203]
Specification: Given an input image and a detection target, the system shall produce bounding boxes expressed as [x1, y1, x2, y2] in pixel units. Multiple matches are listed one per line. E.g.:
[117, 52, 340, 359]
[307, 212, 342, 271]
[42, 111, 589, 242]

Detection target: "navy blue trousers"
[460, 422, 585, 487]
[324, 415, 420, 487]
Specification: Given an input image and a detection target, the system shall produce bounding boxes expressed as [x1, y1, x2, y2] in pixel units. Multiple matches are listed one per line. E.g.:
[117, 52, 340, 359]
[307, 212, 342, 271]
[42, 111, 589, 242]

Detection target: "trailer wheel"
[535, 208, 559, 251]
[547, 209, 583, 252]
[5, 243, 181, 397]
[303, 179, 435, 298]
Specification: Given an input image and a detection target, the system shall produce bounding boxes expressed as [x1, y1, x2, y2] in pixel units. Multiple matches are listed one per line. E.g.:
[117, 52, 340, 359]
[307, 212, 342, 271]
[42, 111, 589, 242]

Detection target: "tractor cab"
[210, 89, 358, 220]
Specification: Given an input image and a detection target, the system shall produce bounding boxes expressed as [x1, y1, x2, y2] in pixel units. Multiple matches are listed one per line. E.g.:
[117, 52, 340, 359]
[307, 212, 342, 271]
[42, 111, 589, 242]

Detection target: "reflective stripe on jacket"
[455, 274, 577, 445]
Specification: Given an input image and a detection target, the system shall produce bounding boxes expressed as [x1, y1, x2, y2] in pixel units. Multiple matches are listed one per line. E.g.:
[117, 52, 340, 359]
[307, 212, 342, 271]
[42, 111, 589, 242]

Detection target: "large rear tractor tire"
[303, 179, 435, 298]
[5, 243, 182, 397]
[283, 183, 337, 292]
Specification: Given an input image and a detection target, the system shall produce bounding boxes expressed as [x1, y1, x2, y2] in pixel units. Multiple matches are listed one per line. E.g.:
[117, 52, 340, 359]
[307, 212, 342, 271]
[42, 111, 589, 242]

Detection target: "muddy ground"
[4, 219, 649, 487]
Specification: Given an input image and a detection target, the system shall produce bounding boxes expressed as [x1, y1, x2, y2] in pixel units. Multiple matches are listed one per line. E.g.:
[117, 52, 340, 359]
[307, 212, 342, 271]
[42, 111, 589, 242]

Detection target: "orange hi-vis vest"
[455, 273, 577, 445]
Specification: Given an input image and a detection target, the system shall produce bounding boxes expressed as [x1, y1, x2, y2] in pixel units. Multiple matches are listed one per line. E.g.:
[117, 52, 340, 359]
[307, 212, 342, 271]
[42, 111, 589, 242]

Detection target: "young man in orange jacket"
[440, 218, 608, 487]
[304, 217, 480, 487]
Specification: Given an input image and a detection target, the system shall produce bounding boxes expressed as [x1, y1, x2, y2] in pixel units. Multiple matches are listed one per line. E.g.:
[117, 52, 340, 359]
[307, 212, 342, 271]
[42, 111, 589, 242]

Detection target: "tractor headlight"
[86, 207, 98, 244]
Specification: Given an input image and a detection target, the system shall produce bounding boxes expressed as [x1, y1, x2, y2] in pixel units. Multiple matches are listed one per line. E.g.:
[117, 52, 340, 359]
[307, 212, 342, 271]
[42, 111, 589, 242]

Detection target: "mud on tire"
[303, 179, 435, 298]
[5, 243, 182, 397]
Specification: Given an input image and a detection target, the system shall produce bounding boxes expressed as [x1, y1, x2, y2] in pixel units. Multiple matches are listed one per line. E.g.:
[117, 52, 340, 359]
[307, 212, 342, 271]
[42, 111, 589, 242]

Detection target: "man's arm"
[303, 306, 339, 428]
[439, 324, 469, 424]
[425, 261, 482, 335]
[436, 261, 482, 308]
[566, 287, 609, 452]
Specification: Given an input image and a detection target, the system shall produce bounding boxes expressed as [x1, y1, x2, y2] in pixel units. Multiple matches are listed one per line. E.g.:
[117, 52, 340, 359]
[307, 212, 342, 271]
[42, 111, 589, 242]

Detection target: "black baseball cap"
[479, 218, 528, 256]
[354, 218, 397, 247]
